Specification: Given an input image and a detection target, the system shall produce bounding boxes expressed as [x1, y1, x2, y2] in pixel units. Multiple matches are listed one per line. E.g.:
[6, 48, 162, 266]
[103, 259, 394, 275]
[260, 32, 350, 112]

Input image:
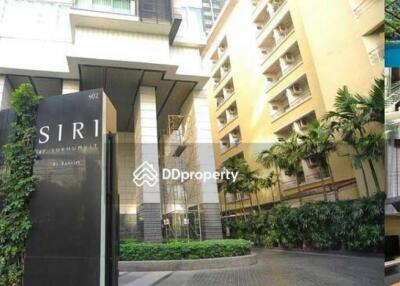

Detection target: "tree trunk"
[271, 188, 275, 205]
[296, 177, 302, 206]
[223, 191, 227, 216]
[319, 168, 328, 202]
[360, 163, 370, 197]
[275, 166, 283, 201]
[239, 194, 247, 220]
[255, 192, 262, 213]
[248, 193, 254, 214]
[326, 158, 338, 200]
[367, 158, 381, 193]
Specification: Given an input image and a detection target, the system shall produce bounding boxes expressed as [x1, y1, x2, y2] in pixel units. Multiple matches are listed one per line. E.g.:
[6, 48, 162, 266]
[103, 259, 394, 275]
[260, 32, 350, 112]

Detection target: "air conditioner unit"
[298, 118, 308, 129]
[214, 78, 220, 84]
[277, 25, 288, 35]
[292, 83, 303, 95]
[221, 141, 229, 146]
[306, 158, 318, 168]
[278, 137, 285, 142]
[283, 53, 295, 64]
[225, 86, 234, 93]
[261, 47, 269, 55]
[265, 73, 276, 81]
[270, 0, 282, 7]
[222, 64, 230, 72]
[219, 117, 227, 124]
[228, 106, 237, 114]
[231, 130, 240, 138]
[271, 105, 279, 111]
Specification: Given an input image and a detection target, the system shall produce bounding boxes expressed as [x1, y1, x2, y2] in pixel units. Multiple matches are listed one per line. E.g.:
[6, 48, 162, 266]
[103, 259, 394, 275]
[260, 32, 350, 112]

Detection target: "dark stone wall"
[137, 203, 162, 242]
[200, 203, 223, 239]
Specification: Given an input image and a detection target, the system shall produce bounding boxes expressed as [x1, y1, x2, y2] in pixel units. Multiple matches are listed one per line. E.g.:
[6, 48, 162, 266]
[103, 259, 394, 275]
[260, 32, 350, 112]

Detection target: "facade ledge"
[211, 49, 230, 76]
[216, 91, 235, 112]
[69, 8, 180, 43]
[264, 61, 303, 94]
[259, 29, 295, 66]
[213, 70, 233, 91]
[217, 116, 239, 134]
[270, 94, 312, 123]
[256, 0, 289, 41]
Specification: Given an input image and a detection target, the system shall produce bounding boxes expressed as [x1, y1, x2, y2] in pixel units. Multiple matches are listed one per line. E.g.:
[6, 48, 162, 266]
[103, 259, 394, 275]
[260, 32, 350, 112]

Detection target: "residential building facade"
[202, 0, 384, 216]
[0, 0, 222, 241]
[202, 0, 226, 34]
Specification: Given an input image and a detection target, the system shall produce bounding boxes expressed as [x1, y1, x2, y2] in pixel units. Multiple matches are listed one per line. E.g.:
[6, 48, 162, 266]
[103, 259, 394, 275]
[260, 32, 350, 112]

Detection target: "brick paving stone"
[120, 249, 383, 286]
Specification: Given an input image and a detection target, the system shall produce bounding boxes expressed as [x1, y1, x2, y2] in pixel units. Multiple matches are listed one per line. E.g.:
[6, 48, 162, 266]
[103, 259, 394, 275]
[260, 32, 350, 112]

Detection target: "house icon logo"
[132, 161, 158, 187]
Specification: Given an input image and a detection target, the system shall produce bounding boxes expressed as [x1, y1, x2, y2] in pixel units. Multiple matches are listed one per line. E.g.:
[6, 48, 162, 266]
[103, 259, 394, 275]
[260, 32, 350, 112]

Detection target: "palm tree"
[299, 120, 336, 201]
[353, 133, 384, 193]
[355, 78, 384, 124]
[325, 82, 384, 195]
[221, 157, 248, 220]
[257, 144, 284, 200]
[255, 172, 276, 208]
[277, 133, 304, 203]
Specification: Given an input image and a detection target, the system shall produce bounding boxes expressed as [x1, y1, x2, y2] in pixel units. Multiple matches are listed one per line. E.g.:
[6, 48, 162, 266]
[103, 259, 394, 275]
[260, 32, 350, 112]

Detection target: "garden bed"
[119, 239, 252, 261]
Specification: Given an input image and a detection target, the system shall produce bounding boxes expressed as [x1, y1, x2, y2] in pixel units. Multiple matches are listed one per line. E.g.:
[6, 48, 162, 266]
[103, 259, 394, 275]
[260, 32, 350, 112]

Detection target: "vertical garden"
[0, 84, 41, 286]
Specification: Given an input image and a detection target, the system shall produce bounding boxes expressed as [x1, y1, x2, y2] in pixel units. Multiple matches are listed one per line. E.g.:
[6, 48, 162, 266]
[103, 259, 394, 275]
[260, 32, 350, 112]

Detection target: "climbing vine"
[0, 84, 42, 286]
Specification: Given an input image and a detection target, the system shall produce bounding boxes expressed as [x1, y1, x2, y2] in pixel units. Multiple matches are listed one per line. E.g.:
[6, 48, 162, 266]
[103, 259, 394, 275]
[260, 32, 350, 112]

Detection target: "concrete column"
[62, 79, 80, 94]
[133, 86, 162, 242]
[192, 90, 223, 239]
[0, 75, 12, 111]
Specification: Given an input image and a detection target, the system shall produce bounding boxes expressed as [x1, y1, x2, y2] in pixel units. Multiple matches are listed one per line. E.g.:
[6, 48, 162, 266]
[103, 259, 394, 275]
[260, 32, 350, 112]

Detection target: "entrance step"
[119, 271, 172, 286]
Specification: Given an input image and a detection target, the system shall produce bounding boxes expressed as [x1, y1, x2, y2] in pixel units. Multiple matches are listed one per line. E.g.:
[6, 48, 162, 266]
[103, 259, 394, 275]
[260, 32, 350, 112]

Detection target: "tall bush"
[227, 192, 384, 252]
[0, 84, 41, 286]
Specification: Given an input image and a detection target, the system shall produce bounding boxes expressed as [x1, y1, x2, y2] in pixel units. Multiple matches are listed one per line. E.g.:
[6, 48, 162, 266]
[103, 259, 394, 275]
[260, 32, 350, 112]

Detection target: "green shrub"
[119, 239, 252, 261]
[226, 192, 384, 252]
[0, 84, 42, 286]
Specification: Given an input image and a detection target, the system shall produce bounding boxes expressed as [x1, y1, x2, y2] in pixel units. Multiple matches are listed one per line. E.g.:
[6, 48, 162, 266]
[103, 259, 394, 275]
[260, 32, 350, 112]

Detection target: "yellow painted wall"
[202, 0, 384, 212]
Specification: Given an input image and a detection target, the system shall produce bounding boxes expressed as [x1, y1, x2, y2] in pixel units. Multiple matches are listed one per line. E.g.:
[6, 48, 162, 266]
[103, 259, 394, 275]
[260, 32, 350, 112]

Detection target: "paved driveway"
[120, 249, 383, 286]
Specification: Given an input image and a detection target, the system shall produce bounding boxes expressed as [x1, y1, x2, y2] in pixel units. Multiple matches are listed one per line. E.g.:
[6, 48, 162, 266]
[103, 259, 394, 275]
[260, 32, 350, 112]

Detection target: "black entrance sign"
[22, 89, 118, 286]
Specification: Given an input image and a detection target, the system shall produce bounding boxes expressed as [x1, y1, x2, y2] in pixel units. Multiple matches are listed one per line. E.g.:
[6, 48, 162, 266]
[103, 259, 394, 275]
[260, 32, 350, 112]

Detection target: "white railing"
[270, 90, 310, 119]
[74, 0, 136, 16]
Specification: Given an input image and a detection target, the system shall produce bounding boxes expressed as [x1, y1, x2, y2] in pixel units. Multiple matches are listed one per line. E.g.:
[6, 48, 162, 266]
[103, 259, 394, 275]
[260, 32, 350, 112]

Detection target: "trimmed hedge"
[120, 239, 252, 261]
[226, 192, 384, 252]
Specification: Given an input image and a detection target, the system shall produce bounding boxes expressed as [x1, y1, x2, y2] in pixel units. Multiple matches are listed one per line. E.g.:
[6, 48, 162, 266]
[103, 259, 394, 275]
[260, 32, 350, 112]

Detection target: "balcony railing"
[271, 90, 311, 119]
[265, 59, 302, 93]
[74, 0, 136, 15]
[368, 45, 384, 65]
[281, 172, 330, 190]
[351, 0, 379, 17]
[260, 28, 294, 63]
[73, 0, 172, 23]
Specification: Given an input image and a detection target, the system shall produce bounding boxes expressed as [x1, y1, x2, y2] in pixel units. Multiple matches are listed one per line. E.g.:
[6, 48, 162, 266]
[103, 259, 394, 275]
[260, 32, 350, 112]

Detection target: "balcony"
[70, 0, 182, 43]
[219, 126, 241, 153]
[273, 112, 327, 189]
[217, 102, 238, 130]
[215, 78, 235, 108]
[210, 37, 228, 73]
[269, 75, 311, 120]
[349, 0, 380, 18]
[255, 0, 289, 41]
[263, 42, 302, 92]
[217, 113, 228, 129]
[74, 0, 138, 16]
[259, 17, 294, 63]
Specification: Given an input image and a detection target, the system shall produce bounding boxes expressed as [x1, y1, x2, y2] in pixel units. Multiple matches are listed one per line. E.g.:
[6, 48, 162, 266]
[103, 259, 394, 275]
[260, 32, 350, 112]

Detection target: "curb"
[265, 247, 384, 258]
[119, 253, 257, 272]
